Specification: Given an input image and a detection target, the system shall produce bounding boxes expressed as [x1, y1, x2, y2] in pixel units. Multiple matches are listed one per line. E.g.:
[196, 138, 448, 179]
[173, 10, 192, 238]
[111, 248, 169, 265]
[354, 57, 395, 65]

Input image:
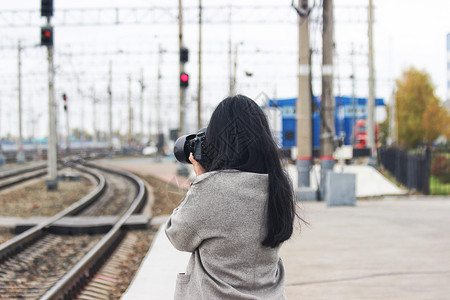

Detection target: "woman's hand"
[189, 153, 206, 176]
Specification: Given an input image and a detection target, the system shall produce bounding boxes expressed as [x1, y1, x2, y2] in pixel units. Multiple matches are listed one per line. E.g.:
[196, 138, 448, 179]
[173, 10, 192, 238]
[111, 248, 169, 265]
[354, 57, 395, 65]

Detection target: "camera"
[174, 128, 207, 164]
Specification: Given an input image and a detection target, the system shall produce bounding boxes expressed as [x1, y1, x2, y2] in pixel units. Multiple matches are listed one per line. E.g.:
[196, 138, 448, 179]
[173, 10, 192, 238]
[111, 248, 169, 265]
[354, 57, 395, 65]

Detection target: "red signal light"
[41, 26, 53, 46]
[180, 72, 189, 88]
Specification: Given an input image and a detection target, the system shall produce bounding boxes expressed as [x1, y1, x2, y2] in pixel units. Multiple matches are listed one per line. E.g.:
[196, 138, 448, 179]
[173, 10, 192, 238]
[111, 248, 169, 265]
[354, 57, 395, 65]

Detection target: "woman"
[165, 95, 301, 299]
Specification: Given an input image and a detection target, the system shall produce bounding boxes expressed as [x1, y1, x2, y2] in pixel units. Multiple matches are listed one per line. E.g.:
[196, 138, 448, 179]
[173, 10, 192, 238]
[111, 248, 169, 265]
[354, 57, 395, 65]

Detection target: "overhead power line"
[0, 5, 369, 27]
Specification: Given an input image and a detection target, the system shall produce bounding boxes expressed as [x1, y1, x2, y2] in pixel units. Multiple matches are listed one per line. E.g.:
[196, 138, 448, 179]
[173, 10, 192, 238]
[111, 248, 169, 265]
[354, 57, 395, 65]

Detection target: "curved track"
[0, 161, 146, 299]
[0, 163, 47, 190]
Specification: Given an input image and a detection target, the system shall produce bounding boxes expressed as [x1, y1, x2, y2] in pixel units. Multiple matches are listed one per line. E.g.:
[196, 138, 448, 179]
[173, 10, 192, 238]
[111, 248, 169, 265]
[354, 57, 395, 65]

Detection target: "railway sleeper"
[13, 215, 151, 235]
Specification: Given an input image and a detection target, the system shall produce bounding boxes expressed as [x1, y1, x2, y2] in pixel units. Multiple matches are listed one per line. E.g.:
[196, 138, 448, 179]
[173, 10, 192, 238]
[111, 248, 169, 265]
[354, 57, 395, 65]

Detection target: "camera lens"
[174, 134, 196, 164]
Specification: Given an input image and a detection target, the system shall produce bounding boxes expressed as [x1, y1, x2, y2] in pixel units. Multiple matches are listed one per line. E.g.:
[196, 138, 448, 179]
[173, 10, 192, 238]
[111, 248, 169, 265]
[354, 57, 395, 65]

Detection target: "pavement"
[2, 157, 449, 299]
[286, 163, 406, 198]
[112, 157, 450, 300]
[281, 197, 450, 299]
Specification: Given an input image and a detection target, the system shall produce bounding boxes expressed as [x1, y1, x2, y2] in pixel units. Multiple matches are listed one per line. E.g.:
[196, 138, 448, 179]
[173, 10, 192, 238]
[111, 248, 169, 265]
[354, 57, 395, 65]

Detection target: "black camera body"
[174, 128, 207, 164]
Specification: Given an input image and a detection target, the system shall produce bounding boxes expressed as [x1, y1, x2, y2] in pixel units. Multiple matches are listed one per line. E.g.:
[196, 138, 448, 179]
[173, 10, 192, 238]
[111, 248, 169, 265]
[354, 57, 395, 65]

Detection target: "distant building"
[268, 96, 385, 150]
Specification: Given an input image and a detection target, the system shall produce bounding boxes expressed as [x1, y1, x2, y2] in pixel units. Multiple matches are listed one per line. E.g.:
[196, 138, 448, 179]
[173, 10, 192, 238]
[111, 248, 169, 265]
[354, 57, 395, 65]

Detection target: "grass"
[430, 175, 450, 196]
[378, 166, 449, 196]
[377, 166, 405, 189]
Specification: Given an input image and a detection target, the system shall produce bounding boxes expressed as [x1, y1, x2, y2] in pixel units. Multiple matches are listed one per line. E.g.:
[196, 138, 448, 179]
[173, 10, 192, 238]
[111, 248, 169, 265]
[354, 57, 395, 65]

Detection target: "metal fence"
[429, 146, 450, 195]
[378, 146, 431, 194]
[378, 146, 449, 195]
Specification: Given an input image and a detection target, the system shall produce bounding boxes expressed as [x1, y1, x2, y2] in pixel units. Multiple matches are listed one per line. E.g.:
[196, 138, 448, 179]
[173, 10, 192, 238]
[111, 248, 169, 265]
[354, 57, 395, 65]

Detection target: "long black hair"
[204, 95, 300, 248]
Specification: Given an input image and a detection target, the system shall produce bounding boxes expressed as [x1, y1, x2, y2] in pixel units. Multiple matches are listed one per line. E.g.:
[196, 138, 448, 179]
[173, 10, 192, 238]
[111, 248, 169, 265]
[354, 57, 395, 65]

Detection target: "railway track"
[0, 161, 147, 299]
[0, 163, 47, 190]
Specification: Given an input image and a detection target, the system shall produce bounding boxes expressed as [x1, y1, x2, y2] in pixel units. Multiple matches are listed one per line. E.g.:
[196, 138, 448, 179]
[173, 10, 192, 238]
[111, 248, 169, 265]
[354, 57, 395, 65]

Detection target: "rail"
[0, 163, 47, 180]
[0, 165, 106, 262]
[39, 162, 147, 300]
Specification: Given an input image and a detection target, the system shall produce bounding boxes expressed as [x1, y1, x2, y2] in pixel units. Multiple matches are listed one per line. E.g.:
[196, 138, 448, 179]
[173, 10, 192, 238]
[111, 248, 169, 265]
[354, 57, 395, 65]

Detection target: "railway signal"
[180, 47, 189, 63]
[180, 72, 189, 88]
[62, 93, 67, 111]
[41, 26, 53, 46]
[41, 0, 53, 17]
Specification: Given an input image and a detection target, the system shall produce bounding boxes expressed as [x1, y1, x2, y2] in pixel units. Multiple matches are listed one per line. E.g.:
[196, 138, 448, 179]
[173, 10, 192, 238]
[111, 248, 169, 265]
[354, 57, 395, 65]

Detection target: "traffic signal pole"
[177, 0, 190, 176]
[47, 21, 58, 189]
[41, 1, 58, 189]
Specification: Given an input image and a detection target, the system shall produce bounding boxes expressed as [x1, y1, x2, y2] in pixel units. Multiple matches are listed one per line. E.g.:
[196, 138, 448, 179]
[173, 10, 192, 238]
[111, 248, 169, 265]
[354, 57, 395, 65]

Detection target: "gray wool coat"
[165, 170, 286, 300]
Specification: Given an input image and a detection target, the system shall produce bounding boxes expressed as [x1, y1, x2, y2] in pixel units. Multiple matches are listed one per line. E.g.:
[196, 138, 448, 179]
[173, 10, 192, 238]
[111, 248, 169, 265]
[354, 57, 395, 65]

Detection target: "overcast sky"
[0, 0, 449, 141]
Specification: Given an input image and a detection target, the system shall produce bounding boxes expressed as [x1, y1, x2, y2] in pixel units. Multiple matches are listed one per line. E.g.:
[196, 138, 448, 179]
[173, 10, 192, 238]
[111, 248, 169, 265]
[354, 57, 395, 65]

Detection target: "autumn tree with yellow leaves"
[395, 67, 449, 148]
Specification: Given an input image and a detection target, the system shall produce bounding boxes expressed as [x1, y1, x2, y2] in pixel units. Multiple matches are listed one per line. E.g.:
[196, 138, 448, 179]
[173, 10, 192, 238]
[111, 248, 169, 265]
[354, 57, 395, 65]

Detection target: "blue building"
[268, 96, 385, 150]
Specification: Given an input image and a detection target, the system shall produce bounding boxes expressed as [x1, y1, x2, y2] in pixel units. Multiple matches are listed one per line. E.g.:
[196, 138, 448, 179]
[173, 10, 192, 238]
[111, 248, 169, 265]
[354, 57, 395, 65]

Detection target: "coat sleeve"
[165, 183, 208, 253]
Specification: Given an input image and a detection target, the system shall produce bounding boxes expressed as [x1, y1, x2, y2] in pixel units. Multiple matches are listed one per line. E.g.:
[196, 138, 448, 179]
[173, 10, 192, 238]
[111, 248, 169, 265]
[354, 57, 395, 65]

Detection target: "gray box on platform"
[296, 187, 317, 201]
[325, 172, 356, 206]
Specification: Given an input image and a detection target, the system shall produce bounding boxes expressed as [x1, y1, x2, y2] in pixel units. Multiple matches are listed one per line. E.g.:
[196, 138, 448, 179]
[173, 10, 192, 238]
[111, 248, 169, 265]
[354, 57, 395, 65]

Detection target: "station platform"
[116, 158, 450, 300]
[286, 163, 406, 198]
[2, 157, 431, 299]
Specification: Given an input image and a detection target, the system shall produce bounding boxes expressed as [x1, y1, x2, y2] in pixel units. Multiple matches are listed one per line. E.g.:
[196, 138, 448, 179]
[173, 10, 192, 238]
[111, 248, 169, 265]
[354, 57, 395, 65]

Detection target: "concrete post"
[296, 0, 312, 188]
[46, 32, 58, 190]
[320, 0, 335, 199]
[367, 0, 376, 157]
[17, 40, 25, 164]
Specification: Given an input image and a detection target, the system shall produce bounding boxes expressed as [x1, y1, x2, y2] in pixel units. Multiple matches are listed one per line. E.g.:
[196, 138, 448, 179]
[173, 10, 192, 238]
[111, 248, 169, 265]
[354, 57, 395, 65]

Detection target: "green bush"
[430, 155, 450, 183]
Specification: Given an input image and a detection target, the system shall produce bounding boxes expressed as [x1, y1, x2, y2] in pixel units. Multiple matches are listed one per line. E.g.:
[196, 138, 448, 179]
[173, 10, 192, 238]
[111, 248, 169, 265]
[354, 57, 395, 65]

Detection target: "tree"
[71, 128, 92, 140]
[395, 67, 449, 148]
[423, 98, 449, 143]
[378, 104, 390, 146]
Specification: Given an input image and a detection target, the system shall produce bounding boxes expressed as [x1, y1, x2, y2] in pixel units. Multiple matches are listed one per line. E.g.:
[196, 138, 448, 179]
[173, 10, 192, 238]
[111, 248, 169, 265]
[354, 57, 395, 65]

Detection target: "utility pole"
[46, 19, 58, 189]
[232, 42, 243, 95]
[367, 0, 376, 157]
[63, 94, 70, 155]
[295, 0, 312, 191]
[351, 44, 356, 146]
[178, 0, 187, 136]
[91, 86, 98, 148]
[138, 68, 145, 143]
[108, 60, 113, 157]
[77, 80, 85, 144]
[17, 40, 25, 164]
[127, 74, 133, 146]
[0, 92, 5, 166]
[157, 45, 163, 134]
[389, 88, 396, 145]
[197, 0, 202, 130]
[320, 0, 335, 197]
[228, 5, 233, 96]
